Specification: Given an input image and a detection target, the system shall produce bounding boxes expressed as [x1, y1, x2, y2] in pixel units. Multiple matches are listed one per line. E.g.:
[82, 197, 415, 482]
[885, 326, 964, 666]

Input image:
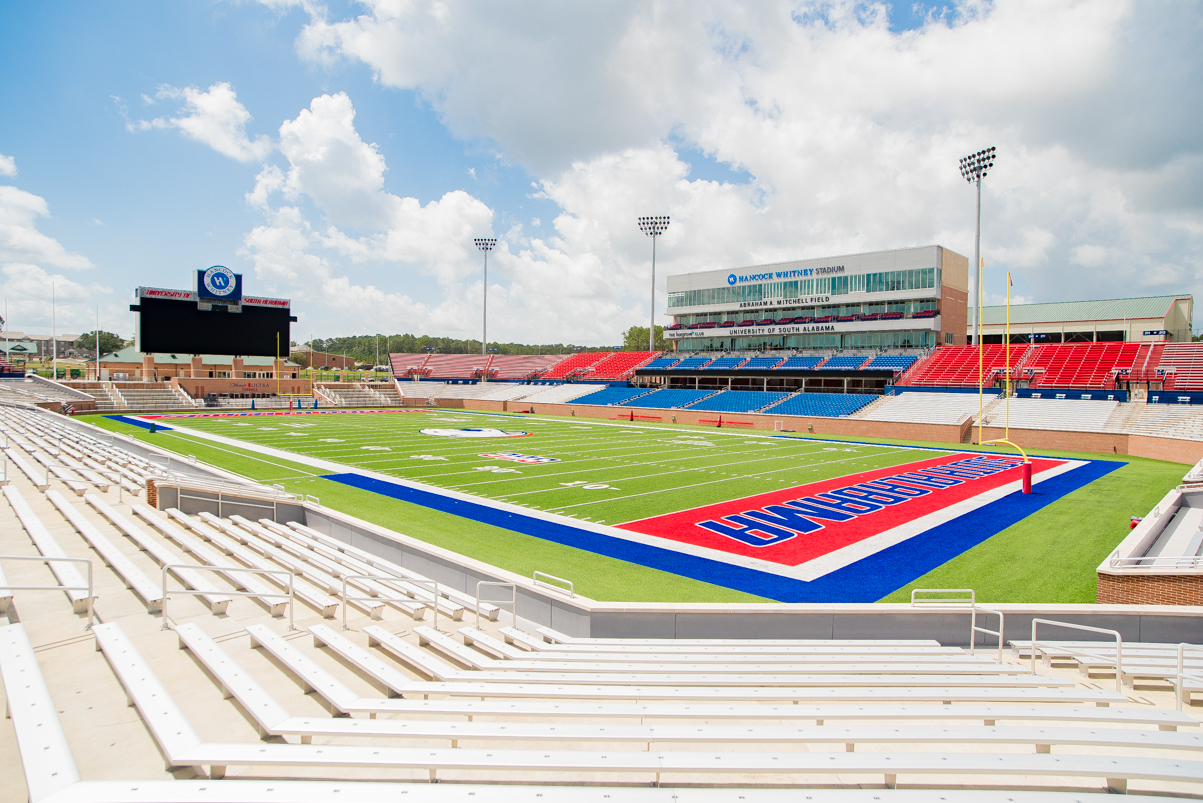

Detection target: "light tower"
[959, 146, 996, 346]
[474, 238, 497, 356]
[637, 215, 670, 352]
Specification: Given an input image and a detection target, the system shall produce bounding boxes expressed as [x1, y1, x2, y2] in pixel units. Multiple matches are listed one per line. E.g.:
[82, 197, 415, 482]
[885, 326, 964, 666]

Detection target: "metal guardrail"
[0, 554, 95, 629]
[1031, 618, 1123, 692]
[910, 589, 1005, 662]
[1109, 554, 1203, 570]
[159, 563, 296, 632]
[476, 581, 516, 629]
[533, 571, 574, 597]
[339, 574, 438, 632]
[1177, 643, 1203, 711]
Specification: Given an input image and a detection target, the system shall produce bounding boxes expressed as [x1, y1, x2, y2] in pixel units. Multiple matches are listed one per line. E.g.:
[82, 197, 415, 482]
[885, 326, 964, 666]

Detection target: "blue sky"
[1, 1, 1200, 344]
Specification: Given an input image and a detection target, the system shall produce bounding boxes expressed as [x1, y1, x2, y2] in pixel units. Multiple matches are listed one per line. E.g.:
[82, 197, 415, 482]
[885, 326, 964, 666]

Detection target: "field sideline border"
[128, 410, 1123, 602]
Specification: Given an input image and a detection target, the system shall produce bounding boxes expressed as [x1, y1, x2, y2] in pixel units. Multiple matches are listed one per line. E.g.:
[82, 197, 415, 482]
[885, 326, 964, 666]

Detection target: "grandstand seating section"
[425, 354, 501, 380]
[489, 355, 565, 380]
[900, 345, 1029, 387]
[817, 355, 868, 370]
[1158, 343, 1203, 390]
[389, 353, 431, 376]
[738, 356, 784, 370]
[580, 351, 660, 380]
[644, 356, 682, 370]
[865, 355, 918, 373]
[863, 392, 987, 425]
[617, 388, 714, 408]
[541, 352, 607, 379]
[977, 398, 1119, 433]
[671, 356, 714, 370]
[761, 392, 876, 417]
[776, 355, 824, 370]
[513, 383, 601, 404]
[702, 357, 746, 371]
[572, 387, 656, 406]
[1021, 343, 1142, 390]
[686, 391, 792, 413]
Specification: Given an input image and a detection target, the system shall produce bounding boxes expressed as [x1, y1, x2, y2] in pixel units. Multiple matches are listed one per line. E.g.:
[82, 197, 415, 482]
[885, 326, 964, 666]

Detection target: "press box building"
[665, 245, 968, 351]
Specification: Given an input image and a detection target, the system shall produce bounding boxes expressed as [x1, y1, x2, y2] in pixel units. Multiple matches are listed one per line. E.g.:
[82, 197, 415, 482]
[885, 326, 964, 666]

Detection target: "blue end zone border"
[323, 458, 1123, 602]
[105, 415, 172, 431]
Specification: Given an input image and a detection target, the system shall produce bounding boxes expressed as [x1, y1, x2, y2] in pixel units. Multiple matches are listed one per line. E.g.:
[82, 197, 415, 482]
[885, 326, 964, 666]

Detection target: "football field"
[85, 406, 1183, 605]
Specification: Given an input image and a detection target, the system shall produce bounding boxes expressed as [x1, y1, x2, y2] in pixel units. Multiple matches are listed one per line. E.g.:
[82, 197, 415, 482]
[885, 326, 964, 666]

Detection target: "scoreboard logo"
[198, 265, 242, 301]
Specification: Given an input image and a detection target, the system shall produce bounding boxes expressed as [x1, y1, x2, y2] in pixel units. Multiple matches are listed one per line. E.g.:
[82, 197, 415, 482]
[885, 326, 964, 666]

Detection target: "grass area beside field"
[86, 411, 1189, 604]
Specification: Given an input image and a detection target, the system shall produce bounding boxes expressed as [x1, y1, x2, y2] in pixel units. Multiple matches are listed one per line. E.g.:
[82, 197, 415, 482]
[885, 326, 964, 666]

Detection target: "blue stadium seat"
[644, 357, 681, 370]
[572, 387, 655, 406]
[864, 355, 918, 373]
[618, 389, 713, 408]
[703, 357, 746, 370]
[685, 391, 792, 413]
[738, 357, 784, 370]
[672, 357, 714, 370]
[760, 392, 876, 417]
[775, 355, 824, 370]
[818, 355, 868, 370]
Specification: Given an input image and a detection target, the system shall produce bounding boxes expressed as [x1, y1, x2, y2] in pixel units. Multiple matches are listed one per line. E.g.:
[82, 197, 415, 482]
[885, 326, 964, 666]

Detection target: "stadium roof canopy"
[980, 294, 1190, 325]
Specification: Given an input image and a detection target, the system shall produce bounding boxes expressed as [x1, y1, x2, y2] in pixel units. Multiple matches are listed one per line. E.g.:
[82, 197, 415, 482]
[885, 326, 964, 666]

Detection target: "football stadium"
[1, 252, 1203, 803]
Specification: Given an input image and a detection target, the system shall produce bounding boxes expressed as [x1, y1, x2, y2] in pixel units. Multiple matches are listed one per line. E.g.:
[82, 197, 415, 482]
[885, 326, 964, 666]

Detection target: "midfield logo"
[479, 451, 561, 464]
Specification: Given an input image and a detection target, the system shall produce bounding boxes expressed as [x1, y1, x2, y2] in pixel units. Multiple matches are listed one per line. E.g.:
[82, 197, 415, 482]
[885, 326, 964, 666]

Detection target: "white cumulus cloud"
[0, 153, 16, 177]
[0, 186, 92, 270]
[135, 82, 274, 163]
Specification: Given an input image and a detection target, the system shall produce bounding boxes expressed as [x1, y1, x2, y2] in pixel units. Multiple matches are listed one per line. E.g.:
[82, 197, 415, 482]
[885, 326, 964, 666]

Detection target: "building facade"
[665, 245, 968, 351]
[970, 295, 1193, 344]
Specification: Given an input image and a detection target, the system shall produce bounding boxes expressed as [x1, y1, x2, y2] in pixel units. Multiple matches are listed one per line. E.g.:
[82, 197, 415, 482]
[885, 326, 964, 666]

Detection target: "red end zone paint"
[617, 452, 1066, 567]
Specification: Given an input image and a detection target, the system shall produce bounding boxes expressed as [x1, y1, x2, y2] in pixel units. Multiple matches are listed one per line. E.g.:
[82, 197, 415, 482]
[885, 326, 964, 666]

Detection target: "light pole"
[637, 215, 670, 352]
[474, 238, 497, 356]
[959, 147, 995, 346]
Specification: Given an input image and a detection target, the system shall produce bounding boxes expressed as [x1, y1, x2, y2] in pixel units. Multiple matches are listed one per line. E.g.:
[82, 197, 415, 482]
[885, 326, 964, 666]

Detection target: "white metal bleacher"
[861, 392, 985, 425]
[977, 398, 1119, 432]
[512, 383, 600, 404]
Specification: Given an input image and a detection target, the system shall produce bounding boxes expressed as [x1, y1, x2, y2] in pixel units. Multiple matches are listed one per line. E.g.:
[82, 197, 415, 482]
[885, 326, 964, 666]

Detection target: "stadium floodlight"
[959, 146, 996, 346]
[474, 238, 497, 356]
[637, 215, 670, 352]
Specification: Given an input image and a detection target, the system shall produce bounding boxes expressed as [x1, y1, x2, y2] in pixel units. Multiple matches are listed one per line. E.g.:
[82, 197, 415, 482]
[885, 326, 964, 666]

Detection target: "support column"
[232, 357, 244, 379]
[190, 356, 204, 379]
[141, 354, 155, 382]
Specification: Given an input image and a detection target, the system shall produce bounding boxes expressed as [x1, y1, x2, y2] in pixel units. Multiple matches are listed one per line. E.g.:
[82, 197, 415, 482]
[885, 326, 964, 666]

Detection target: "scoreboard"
[131, 269, 295, 357]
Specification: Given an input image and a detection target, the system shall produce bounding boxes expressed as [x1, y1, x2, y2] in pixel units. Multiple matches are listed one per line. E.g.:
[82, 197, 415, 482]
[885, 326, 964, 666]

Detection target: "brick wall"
[1097, 572, 1203, 605]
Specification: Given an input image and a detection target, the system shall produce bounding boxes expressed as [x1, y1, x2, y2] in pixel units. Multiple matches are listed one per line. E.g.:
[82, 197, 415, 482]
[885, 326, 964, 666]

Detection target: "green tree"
[622, 325, 667, 351]
[74, 330, 125, 355]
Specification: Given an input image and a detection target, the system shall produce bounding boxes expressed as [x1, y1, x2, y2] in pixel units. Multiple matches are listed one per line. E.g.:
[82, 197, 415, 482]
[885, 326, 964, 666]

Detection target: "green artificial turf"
[87, 410, 1190, 604]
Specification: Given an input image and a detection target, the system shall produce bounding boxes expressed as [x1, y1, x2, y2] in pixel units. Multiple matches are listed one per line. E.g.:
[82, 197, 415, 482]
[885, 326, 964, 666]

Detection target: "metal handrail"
[1031, 618, 1124, 692]
[533, 571, 573, 597]
[159, 563, 295, 632]
[1109, 554, 1203, 569]
[476, 581, 516, 629]
[1177, 643, 1203, 711]
[0, 554, 94, 629]
[910, 589, 1004, 661]
[339, 574, 437, 632]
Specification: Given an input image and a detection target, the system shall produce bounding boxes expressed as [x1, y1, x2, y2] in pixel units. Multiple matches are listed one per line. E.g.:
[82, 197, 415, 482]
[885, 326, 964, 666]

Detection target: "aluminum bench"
[506, 627, 962, 656]
[89, 622, 1203, 791]
[232, 517, 426, 620]
[537, 626, 945, 648]
[83, 494, 230, 614]
[173, 512, 337, 618]
[3, 485, 95, 613]
[177, 623, 1203, 756]
[44, 490, 164, 612]
[411, 626, 1053, 688]
[457, 627, 1018, 673]
[133, 505, 286, 617]
[0, 623, 81, 802]
[261, 519, 460, 620]
[284, 520, 495, 619]
[6, 446, 50, 489]
[202, 514, 381, 619]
